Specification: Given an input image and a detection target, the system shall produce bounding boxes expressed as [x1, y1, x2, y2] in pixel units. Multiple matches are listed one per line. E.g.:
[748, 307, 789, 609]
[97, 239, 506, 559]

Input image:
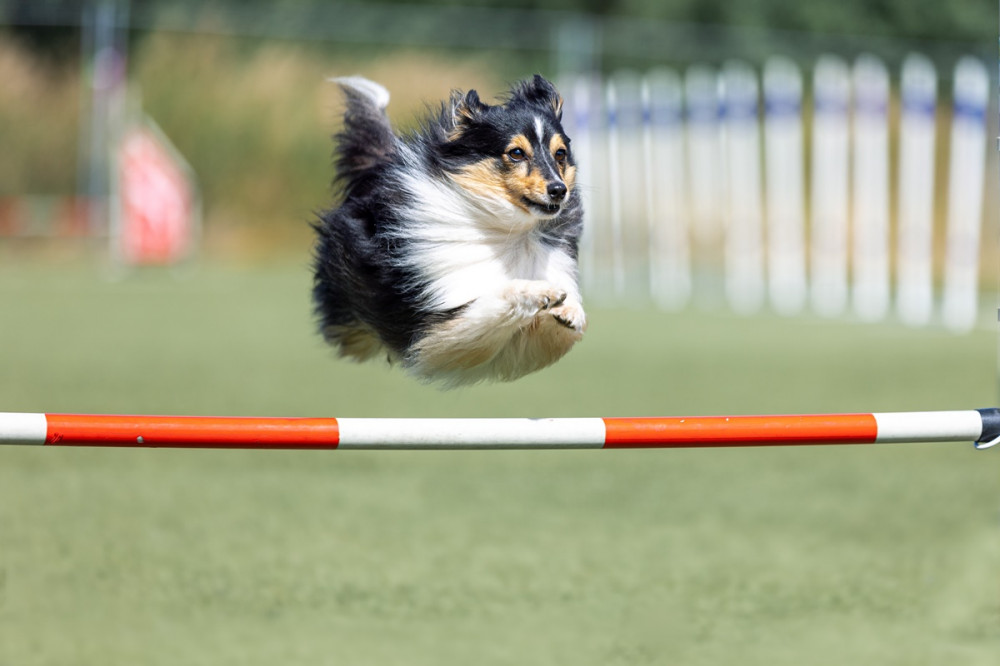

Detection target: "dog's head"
[442, 75, 576, 225]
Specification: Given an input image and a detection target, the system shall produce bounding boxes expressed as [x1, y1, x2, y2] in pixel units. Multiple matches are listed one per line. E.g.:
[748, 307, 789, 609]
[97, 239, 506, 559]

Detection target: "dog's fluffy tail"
[330, 76, 395, 195]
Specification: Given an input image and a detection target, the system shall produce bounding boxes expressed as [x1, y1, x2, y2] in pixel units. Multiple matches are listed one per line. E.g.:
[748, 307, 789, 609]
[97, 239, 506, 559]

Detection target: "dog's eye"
[507, 148, 526, 162]
[554, 148, 567, 163]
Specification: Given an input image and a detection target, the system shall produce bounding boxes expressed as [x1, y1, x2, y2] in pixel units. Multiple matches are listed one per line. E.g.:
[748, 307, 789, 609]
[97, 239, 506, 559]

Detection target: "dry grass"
[130, 35, 506, 250]
[0, 38, 81, 193]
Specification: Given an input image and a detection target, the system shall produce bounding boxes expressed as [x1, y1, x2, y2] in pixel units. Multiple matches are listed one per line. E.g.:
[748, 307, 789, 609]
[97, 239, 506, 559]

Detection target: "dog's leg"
[323, 323, 387, 362]
[484, 296, 586, 382]
[408, 279, 569, 381]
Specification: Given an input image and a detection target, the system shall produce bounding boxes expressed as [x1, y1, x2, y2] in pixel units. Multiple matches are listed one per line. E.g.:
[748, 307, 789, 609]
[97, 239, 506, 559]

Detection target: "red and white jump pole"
[1, 410, 999, 450]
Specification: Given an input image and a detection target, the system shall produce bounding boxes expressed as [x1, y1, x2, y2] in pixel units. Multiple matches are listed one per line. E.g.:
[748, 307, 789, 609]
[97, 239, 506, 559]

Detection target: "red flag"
[117, 124, 196, 265]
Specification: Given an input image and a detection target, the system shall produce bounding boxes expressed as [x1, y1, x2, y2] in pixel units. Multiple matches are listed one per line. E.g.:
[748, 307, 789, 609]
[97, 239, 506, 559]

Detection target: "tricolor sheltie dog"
[312, 75, 585, 387]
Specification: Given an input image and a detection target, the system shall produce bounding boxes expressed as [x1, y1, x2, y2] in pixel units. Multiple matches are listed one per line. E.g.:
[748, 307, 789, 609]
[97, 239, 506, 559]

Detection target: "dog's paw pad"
[507, 281, 567, 314]
[542, 290, 568, 310]
[549, 304, 586, 334]
[552, 312, 573, 328]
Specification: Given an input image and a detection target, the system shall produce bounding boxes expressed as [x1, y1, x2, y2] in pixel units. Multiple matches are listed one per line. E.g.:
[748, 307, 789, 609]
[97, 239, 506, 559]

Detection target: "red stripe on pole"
[44, 414, 341, 449]
[602, 414, 879, 448]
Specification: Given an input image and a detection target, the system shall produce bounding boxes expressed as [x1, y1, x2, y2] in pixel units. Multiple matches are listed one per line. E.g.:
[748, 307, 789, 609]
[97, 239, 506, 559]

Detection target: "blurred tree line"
[3, 0, 996, 58]
[432, 0, 995, 43]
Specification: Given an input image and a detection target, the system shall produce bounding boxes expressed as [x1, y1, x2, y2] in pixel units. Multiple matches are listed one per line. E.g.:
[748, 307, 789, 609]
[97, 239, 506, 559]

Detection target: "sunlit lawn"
[1, 259, 997, 665]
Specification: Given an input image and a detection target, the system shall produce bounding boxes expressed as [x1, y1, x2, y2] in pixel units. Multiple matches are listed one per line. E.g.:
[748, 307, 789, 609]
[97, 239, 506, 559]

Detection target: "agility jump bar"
[1, 409, 999, 450]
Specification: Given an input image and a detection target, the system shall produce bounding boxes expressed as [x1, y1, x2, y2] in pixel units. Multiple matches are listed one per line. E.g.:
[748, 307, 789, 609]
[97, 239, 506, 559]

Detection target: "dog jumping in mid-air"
[312, 74, 585, 387]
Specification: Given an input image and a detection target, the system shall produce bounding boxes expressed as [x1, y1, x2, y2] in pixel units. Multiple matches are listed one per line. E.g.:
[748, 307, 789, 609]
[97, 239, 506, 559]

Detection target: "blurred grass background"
[0, 260, 998, 665]
[2, 1, 1000, 663]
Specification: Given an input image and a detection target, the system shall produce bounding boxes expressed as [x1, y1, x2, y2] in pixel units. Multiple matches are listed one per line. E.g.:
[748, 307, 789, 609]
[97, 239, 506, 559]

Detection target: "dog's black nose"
[547, 182, 567, 201]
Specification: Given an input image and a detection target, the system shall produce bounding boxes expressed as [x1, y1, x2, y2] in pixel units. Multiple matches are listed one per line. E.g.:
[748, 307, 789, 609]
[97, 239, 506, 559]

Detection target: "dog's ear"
[450, 89, 489, 133]
[518, 75, 564, 121]
[550, 91, 564, 121]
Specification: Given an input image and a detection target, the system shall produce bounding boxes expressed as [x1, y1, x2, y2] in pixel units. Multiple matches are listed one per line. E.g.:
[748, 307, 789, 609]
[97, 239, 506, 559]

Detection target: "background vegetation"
[6, 0, 997, 44]
[1, 0, 996, 254]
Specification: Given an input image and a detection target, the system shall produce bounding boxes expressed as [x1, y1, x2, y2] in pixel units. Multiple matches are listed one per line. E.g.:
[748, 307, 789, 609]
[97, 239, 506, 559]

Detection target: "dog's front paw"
[549, 302, 587, 335]
[505, 280, 567, 317]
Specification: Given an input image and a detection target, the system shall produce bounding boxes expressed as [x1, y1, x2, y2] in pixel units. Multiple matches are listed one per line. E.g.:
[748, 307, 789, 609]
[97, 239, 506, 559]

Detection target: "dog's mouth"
[522, 197, 561, 216]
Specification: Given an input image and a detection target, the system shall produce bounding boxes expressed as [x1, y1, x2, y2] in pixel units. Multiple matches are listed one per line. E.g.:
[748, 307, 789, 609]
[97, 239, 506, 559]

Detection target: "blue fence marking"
[953, 99, 987, 123]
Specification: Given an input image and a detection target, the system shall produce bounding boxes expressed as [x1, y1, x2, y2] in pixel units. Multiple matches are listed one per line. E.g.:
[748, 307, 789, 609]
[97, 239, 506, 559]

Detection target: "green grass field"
[1, 259, 998, 665]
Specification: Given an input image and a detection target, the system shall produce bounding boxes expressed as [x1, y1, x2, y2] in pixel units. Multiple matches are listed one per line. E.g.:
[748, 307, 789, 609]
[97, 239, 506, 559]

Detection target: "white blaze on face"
[534, 116, 545, 145]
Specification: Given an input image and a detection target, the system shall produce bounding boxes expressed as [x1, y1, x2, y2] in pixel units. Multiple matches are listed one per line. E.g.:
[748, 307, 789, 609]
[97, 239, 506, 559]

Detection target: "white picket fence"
[563, 53, 992, 332]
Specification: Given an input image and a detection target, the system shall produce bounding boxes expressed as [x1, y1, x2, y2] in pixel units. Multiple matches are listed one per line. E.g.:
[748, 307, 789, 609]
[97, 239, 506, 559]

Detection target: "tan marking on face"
[549, 134, 575, 191]
[562, 164, 577, 191]
[504, 135, 533, 161]
[504, 168, 549, 213]
[549, 134, 567, 158]
[450, 159, 507, 200]
[496, 134, 545, 213]
[452, 134, 573, 215]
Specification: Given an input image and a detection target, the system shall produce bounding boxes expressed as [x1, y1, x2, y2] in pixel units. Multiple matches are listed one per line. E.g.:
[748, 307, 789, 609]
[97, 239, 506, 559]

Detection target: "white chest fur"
[393, 168, 580, 313]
